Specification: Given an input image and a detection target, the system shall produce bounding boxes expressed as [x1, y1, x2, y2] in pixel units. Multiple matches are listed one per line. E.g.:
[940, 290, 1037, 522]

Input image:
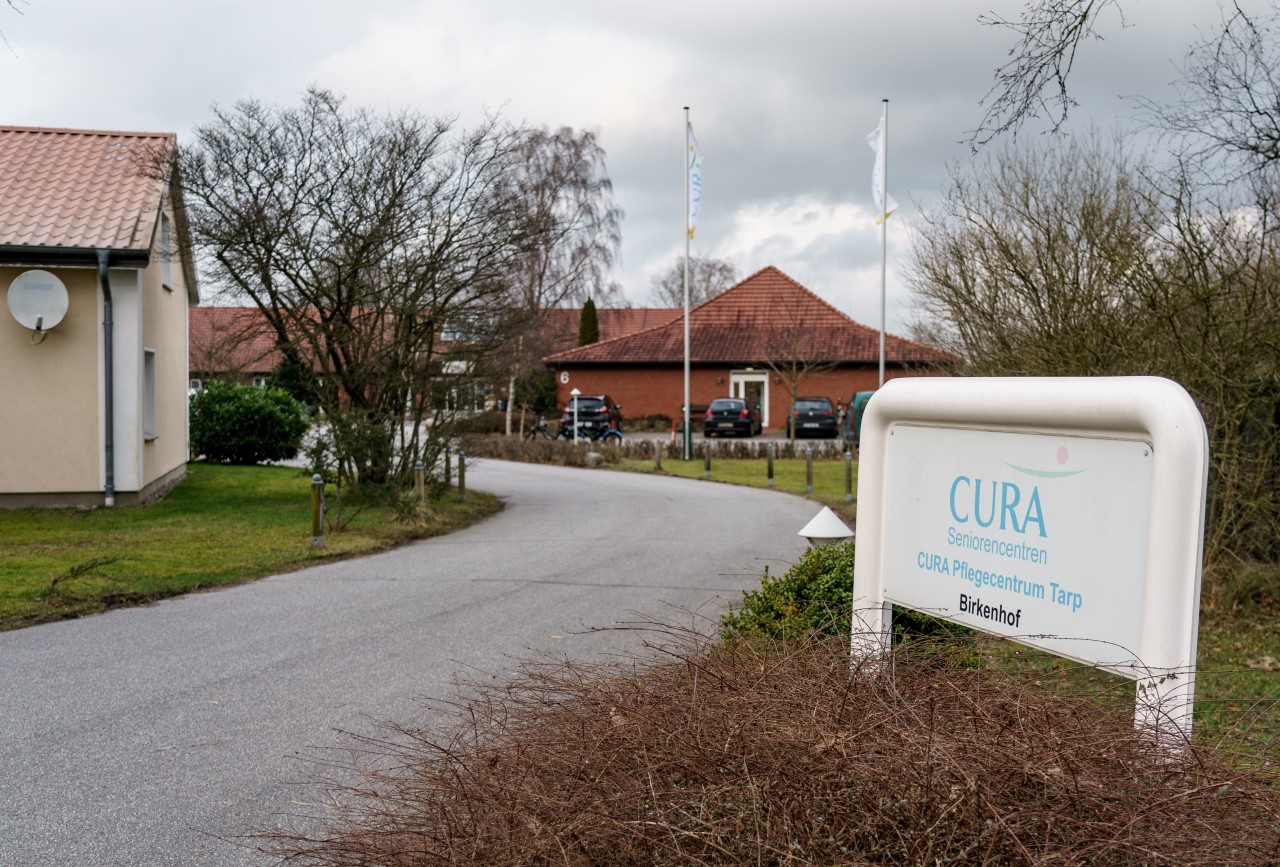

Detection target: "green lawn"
[0, 462, 498, 631]
[619, 453, 857, 521]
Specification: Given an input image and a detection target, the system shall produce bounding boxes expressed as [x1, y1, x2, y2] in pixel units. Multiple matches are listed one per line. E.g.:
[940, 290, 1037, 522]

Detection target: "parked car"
[785, 397, 840, 438]
[846, 390, 875, 447]
[560, 394, 623, 437]
[703, 397, 762, 438]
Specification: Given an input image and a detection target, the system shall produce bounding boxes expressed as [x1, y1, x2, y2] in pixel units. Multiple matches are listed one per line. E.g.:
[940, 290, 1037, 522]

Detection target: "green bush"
[721, 542, 856, 639]
[189, 381, 310, 465]
[721, 541, 971, 642]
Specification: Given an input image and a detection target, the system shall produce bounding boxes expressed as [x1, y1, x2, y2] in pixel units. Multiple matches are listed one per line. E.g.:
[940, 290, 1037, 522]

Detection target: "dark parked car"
[703, 397, 762, 438]
[785, 397, 840, 439]
[560, 394, 623, 436]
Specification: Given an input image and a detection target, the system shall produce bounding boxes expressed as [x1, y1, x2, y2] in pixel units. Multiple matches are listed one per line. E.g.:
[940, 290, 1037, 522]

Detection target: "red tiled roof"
[0, 126, 174, 252]
[189, 307, 281, 375]
[189, 304, 684, 376]
[541, 306, 683, 354]
[545, 266, 945, 365]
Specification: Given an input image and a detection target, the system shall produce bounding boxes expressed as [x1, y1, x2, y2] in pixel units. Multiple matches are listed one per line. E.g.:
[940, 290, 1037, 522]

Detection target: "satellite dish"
[8, 269, 69, 332]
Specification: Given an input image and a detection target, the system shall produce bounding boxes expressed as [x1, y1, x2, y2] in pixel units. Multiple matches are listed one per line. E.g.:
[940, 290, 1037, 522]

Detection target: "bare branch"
[1140, 2, 1280, 180]
[648, 255, 739, 307]
[1, 0, 28, 54]
[969, 0, 1125, 150]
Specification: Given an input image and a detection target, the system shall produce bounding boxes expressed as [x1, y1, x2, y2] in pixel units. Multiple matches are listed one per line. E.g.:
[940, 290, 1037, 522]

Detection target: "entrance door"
[730, 370, 769, 428]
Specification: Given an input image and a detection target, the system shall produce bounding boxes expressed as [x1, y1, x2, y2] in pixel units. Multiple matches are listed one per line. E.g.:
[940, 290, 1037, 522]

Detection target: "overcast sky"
[1, 0, 1248, 334]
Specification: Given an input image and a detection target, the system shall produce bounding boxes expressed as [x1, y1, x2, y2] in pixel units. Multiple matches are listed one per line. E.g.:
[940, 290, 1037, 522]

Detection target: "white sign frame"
[851, 377, 1208, 743]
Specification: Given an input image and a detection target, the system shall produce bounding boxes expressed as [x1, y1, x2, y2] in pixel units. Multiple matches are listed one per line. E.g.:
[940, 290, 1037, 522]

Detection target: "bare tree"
[908, 131, 1153, 371]
[188, 308, 276, 384]
[173, 88, 535, 486]
[969, 0, 1125, 149]
[906, 132, 1280, 590]
[1140, 3, 1280, 180]
[500, 126, 622, 433]
[760, 300, 840, 448]
[507, 126, 623, 312]
[649, 255, 740, 307]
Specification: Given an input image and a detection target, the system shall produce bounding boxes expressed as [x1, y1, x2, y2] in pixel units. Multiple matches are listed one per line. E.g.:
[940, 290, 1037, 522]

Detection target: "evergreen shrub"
[721, 541, 969, 642]
[190, 381, 310, 465]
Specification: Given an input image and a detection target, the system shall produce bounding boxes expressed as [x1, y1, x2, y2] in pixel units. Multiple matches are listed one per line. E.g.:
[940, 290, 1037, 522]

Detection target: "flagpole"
[878, 98, 888, 389]
[683, 106, 692, 461]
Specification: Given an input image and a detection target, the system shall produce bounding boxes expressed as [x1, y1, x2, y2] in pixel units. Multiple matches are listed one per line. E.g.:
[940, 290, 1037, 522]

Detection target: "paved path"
[0, 460, 817, 865]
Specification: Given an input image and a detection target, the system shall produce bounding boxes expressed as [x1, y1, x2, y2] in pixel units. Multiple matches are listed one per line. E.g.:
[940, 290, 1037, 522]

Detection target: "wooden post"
[310, 474, 324, 546]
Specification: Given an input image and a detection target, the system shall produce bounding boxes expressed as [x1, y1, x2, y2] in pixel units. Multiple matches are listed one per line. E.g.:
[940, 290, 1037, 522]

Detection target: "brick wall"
[551, 364, 937, 431]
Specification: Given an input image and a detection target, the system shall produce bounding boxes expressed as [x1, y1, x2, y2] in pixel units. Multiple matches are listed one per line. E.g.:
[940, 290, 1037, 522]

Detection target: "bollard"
[458, 450, 466, 501]
[310, 474, 325, 546]
[654, 438, 663, 471]
[805, 446, 814, 493]
[415, 459, 425, 503]
[766, 443, 775, 487]
[844, 450, 854, 503]
[703, 442, 712, 479]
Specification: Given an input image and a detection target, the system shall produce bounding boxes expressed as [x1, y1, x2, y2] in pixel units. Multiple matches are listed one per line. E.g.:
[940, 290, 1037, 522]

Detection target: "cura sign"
[852, 377, 1208, 745]
[882, 425, 1152, 670]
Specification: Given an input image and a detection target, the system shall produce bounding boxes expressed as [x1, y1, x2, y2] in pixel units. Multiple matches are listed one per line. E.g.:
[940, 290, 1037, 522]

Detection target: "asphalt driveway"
[0, 459, 818, 865]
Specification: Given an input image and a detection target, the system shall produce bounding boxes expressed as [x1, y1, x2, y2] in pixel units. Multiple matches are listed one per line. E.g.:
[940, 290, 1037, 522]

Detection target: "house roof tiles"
[540, 306, 683, 355]
[545, 266, 944, 365]
[189, 307, 282, 375]
[0, 126, 174, 253]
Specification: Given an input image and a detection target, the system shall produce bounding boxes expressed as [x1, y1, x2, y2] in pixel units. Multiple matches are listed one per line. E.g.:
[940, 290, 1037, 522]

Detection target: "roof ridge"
[543, 265, 947, 365]
[0, 125, 175, 139]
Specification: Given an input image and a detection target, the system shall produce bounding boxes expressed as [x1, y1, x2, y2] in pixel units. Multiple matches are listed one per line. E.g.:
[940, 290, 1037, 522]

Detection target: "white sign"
[882, 425, 1152, 671]
[852, 377, 1208, 744]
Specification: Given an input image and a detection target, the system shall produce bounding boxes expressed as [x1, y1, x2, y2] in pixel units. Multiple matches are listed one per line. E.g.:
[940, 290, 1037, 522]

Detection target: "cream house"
[0, 126, 198, 507]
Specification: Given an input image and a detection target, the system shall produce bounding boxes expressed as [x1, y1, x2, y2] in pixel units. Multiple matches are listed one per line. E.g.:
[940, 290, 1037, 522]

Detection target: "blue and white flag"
[687, 124, 703, 239]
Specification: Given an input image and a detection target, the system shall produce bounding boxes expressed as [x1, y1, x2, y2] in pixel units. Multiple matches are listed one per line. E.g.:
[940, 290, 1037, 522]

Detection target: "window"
[188, 378, 203, 391]
[144, 349, 157, 440]
[440, 314, 495, 342]
[252, 376, 267, 388]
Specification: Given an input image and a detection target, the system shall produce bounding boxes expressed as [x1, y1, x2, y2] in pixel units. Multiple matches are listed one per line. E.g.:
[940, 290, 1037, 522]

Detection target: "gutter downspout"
[97, 250, 115, 507]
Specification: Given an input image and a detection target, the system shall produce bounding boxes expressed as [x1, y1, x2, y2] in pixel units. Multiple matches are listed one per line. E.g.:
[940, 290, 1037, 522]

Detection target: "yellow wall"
[0, 266, 101, 493]
[141, 205, 193, 487]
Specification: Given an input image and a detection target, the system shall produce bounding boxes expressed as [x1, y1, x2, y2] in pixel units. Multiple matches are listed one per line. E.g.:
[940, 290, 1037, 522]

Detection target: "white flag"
[687, 123, 703, 239]
[866, 117, 898, 223]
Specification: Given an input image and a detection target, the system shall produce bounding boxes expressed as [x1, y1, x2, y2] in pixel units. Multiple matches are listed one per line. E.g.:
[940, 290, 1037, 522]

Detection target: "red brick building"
[544, 266, 946, 431]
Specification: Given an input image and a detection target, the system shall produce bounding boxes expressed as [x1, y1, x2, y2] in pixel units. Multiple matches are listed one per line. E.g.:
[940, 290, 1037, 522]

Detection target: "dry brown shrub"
[262, 629, 1280, 865]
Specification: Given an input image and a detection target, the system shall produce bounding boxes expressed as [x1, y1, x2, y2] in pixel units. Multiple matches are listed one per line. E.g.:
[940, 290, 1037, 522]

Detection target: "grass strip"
[619, 453, 857, 518]
[0, 462, 498, 631]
